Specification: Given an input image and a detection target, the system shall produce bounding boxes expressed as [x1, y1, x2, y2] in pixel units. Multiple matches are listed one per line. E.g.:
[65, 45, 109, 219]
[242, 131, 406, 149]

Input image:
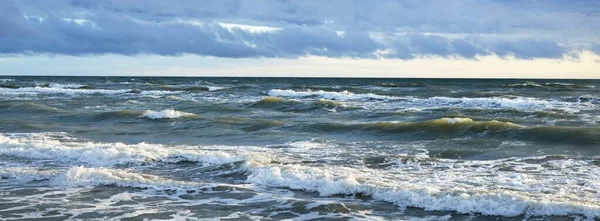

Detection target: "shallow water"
[0, 77, 599, 220]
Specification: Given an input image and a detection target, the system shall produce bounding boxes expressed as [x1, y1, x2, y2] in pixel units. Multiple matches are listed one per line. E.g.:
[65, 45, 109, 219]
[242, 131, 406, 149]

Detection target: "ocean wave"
[575, 95, 600, 105]
[0, 134, 246, 167]
[141, 109, 197, 119]
[309, 118, 600, 144]
[372, 117, 522, 132]
[96, 109, 199, 120]
[250, 96, 346, 112]
[207, 86, 225, 91]
[1, 134, 599, 218]
[0, 83, 20, 89]
[0, 166, 63, 180]
[0, 166, 213, 190]
[0, 86, 177, 96]
[98, 110, 145, 119]
[267, 89, 391, 101]
[0, 86, 131, 95]
[545, 82, 574, 86]
[506, 81, 595, 89]
[314, 117, 521, 134]
[0, 101, 63, 113]
[254, 96, 288, 105]
[159, 84, 225, 92]
[403, 96, 590, 112]
[247, 162, 600, 218]
[266, 89, 591, 112]
[316, 99, 344, 108]
[159, 85, 210, 92]
[47, 83, 92, 89]
[61, 166, 201, 190]
[506, 81, 543, 88]
[379, 82, 427, 88]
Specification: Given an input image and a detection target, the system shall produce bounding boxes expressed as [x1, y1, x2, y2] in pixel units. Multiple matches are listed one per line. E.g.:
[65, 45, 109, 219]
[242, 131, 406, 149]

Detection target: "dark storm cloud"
[0, 0, 599, 59]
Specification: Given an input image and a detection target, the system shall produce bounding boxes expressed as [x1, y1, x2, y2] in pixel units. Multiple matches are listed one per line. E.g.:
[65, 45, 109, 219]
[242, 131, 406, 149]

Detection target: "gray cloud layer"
[1, 0, 599, 59]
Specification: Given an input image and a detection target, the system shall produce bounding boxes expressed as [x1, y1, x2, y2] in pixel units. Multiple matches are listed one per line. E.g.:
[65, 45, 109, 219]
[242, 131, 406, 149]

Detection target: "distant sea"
[1, 76, 599, 220]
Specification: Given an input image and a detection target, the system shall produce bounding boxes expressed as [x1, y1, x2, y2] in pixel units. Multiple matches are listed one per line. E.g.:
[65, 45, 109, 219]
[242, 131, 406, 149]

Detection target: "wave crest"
[317, 118, 521, 134]
[142, 109, 197, 119]
[1, 134, 599, 218]
[0, 134, 245, 167]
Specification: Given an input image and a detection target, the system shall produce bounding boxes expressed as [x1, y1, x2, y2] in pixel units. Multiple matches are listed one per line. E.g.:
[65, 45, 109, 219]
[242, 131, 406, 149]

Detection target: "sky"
[0, 0, 599, 78]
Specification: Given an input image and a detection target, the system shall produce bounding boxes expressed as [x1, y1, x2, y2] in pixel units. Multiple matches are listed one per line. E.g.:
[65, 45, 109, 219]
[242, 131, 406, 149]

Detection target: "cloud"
[591, 44, 600, 55]
[491, 39, 567, 59]
[0, 13, 383, 58]
[1, 0, 599, 59]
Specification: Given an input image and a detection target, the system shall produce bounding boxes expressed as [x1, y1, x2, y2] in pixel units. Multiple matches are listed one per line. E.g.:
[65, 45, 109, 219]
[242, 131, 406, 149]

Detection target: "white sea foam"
[0, 134, 246, 167]
[0, 86, 175, 96]
[0, 166, 212, 191]
[507, 82, 543, 87]
[208, 86, 225, 91]
[47, 83, 87, 89]
[1, 134, 599, 218]
[266, 89, 592, 112]
[267, 89, 391, 101]
[61, 166, 201, 189]
[0, 166, 62, 180]
[404, 96, 590, 113]
[0, 87, 131, 95]
[545, 82, 575, 86]
[141, 109, 196, 119]
[439, 117, 473, 124]
[247, 161, 600, 218]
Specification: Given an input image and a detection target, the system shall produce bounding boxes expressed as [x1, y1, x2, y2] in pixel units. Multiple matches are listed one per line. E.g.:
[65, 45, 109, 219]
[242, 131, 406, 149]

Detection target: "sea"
[0, 76, 599, 220]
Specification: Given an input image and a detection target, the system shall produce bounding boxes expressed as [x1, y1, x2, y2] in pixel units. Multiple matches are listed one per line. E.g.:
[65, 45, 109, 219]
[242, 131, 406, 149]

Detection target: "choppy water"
[0, 77, 599, 220]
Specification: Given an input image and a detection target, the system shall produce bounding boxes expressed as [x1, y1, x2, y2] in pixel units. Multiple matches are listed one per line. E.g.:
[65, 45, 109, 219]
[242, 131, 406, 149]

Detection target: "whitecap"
[267, 89, 391, 101]
[267, 88, 592, 113]
[247, 162, 600, 218]
[2, 134, 599, 218]
[0, 134, 245, 167]
[0, 86, 131, 95]
[141, 109, 196, 119]
[47, 83, 87, 89]
[545, 82, 574, 86]
[208, 86, 225, 91]
[61, 165, 199, 190]
[439, 117, 473, 124]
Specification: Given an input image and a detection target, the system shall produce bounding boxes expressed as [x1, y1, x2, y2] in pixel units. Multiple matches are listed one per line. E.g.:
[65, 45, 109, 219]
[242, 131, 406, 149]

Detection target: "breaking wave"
[47, 83, 93, 89]
[506, 81, 595, 89]
[267, 89, 391, 101]
[0, 133, 245, 167]
[0, 86, 176, 96]
[266, 89, 592, 112]
[141, 109, 197, 119]
[1, 133, 599, 218]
